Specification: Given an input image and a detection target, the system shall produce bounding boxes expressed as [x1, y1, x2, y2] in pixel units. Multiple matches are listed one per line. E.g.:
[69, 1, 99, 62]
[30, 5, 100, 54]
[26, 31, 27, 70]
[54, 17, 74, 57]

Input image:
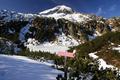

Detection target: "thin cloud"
[109, 5, 116, 11]
[96, 7, 102, 15]
[96, 7, 106, 15]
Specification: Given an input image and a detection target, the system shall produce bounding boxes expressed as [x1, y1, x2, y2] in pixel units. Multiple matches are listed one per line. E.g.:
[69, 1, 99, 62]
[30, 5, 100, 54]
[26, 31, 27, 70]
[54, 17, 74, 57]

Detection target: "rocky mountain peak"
[39, 5, 74, 15]
[39, 5, 92, 23]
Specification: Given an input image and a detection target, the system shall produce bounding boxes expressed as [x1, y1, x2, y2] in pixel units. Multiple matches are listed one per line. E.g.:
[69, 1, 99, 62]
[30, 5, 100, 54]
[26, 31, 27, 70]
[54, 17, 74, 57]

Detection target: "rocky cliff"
[0, 5, 120, 53]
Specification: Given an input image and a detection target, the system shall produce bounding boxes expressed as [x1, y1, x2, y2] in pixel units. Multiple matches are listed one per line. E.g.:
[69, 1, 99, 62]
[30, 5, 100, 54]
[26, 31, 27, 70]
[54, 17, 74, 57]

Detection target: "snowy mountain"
[39, 5, 92, 23]
[0, 9, 36, 22]
[39, 5, 74, 15]
[0, 5, 120, 53]
[0, 5, 120, 80]
[0, 5, 94, 23]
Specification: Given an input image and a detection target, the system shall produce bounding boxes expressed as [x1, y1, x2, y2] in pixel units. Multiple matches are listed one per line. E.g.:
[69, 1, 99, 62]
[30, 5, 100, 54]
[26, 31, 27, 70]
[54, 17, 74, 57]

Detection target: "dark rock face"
[0, 17, 28, 42]
[32, 17, 57, 42]
[0, 7, 119, 46]
[0, 6, 118, 45]
[0, 6, 120, 54]
[0, 37, 15, 54]
[0, 14, 115, 44]
[0, 21, 28, 34]
[31, 16, 111, 43]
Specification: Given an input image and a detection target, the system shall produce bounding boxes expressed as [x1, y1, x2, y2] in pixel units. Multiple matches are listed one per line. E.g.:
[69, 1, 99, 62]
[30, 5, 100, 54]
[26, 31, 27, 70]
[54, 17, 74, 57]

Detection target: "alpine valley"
[0, 5, 120, 80]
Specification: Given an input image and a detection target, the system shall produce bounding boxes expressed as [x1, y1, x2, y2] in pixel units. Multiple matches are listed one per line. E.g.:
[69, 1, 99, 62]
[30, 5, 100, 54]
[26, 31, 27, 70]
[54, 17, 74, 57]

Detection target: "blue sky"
[0, 0, 120, 18]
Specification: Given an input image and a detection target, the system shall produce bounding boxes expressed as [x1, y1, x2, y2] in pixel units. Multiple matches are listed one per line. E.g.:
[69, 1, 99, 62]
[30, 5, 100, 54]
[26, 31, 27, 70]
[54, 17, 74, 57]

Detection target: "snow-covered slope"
[39, 5, 74, 15]
[0, 5, 90, 23]
[0, 5, 99, 23]
[19, 24, 31, 42]
[25, 38, 69, 53]
[39, 5, 91, 23]
[0, 54, 63, 80]
[0, 9, 36, 22]
[0, 5, 113, 54]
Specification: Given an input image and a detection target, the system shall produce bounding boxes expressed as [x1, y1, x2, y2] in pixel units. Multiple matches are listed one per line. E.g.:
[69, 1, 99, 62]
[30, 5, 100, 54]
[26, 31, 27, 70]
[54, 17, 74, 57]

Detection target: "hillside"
[0, 5, 120, 80]
[0, 5, 120, 53]
[71, 32, 120, 68]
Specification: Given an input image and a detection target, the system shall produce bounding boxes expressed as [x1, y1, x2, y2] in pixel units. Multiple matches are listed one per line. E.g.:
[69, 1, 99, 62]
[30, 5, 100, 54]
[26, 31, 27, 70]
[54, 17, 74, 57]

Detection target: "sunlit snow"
[0, 54, 63, 80]
[89, 52, 114, 70]
[39, 5, 90, 23]
[25, 33, 79, 54]
[112, 46, 120, 53]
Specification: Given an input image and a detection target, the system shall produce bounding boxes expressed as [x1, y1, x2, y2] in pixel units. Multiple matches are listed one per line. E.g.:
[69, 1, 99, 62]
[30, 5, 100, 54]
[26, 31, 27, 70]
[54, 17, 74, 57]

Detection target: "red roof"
[56, 51, 75, 58]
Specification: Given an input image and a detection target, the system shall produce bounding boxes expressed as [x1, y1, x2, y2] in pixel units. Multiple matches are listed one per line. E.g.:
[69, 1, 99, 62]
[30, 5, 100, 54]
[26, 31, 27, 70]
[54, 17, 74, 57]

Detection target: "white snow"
[58, 5, 72, 11]
[56, 33, 79, 46]
[8, 28, 15, 34]
[98, 59, 114, 70]
[19, 24, 30, 42]
[89, 52, 114, 70]
[0, 5, 91, 24]
[0, 54, 63, 80]
[26, 38, 39, 46]
[25, 35, 79, 54]
[39, 5, 73, 15]
[40, 12, 90, 23]
[39, 5, 90, 23]
[26, 41, 69, 54]
[95, 31, 102, 36]
[112, 46, 120, 53]
[111, 42, 115, 45]
[89, 52, 98, 59]
[0, 9, 36, 23]
[88, 34, 96, 41]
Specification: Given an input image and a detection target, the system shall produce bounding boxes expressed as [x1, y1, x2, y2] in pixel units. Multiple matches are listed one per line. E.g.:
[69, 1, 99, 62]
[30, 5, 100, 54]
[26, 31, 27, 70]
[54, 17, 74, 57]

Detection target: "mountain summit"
[0, 5, 120, 50]
[39, 5, 74, 15]
[39, 5, 91, 23]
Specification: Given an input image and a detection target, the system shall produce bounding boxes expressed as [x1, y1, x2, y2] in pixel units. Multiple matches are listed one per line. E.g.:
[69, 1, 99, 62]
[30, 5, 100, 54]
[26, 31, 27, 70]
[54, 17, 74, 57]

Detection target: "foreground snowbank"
[0, 54, 63, 80]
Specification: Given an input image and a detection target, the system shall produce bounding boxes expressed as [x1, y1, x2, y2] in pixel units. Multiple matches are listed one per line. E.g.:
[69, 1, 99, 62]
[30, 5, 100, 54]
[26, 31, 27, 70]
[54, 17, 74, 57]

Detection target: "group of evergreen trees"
[1, 32, 120, 80]
[67, 32, 120, 80]
[1, 15, 120, 79]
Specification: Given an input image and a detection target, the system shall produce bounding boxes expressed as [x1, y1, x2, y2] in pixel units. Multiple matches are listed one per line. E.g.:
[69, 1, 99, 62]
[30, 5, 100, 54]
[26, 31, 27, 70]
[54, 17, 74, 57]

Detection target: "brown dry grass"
[96, 45, 120, 68]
